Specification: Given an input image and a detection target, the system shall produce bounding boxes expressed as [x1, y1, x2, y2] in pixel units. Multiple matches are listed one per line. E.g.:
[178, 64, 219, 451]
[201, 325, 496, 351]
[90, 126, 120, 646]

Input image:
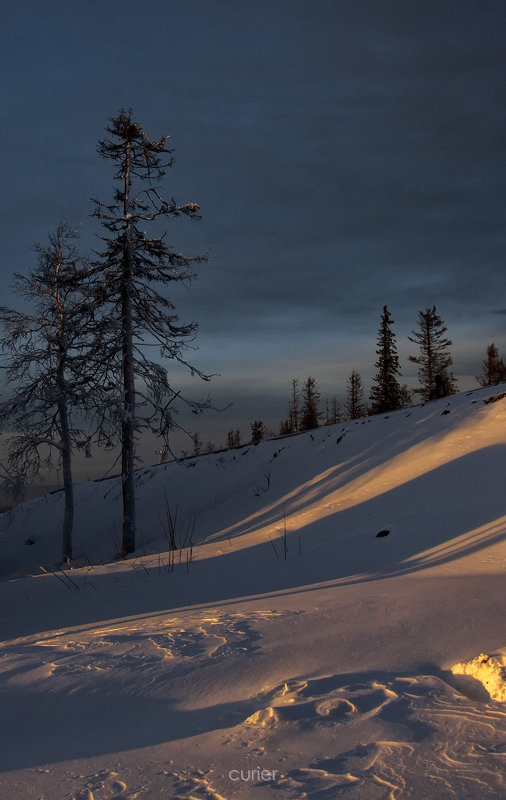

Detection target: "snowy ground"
[1, 385, 505, 799]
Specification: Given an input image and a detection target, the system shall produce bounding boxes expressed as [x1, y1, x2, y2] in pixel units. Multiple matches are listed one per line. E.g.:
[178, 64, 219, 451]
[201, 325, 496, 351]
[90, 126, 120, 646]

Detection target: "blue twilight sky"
[1, 0, 505, 461]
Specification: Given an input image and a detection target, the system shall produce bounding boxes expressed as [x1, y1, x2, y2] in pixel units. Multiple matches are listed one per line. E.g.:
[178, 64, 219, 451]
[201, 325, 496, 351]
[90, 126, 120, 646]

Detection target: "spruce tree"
[370, 306, 403, 414]
[476, 343, 506, 386]
[408, 305, 457, 400]
[250, 420, 266, 444]
[91, 109, 210, 555]
[299, 376, 321, 431]
[345, 370, 367, 419]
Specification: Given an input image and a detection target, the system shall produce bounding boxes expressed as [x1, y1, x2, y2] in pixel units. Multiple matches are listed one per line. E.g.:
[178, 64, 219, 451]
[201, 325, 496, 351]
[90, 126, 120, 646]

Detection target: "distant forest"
[186, 308, 505, 458]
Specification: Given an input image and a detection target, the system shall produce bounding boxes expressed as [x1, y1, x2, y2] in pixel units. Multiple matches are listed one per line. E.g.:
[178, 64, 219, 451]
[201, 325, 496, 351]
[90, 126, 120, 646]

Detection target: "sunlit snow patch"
[451, 651, 506, 702]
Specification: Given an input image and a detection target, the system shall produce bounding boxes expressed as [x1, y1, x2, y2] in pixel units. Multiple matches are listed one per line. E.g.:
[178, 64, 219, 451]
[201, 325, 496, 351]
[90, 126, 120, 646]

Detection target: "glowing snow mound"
[452, 652, 506, 702]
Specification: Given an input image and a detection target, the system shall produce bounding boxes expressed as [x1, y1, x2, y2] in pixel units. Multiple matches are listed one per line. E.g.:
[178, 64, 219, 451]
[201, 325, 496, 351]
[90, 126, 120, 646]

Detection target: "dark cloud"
[1, 0, 505, 445]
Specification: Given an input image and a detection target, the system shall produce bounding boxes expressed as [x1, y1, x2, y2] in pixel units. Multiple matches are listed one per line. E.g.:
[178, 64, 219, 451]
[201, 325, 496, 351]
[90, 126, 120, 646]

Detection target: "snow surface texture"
[1, 385, 506, 799]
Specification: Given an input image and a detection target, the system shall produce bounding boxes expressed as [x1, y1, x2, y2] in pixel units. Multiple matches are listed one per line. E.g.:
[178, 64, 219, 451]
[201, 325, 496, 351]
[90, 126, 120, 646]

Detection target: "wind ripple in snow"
[237, 672, 506, 799]
[7, 609, 293, 696]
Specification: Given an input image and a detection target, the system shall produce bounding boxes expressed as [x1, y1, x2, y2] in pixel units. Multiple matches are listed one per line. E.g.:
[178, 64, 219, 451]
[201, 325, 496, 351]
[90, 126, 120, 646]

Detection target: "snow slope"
[1, 385, 505, 799]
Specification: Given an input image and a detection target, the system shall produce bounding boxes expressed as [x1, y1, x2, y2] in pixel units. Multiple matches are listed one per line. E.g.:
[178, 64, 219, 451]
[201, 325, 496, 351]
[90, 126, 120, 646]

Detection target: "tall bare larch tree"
[91, 109, 210, 555]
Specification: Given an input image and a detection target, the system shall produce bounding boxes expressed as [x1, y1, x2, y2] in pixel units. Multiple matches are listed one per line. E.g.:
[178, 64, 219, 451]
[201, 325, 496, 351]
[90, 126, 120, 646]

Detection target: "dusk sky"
[1, 0, 505, 465]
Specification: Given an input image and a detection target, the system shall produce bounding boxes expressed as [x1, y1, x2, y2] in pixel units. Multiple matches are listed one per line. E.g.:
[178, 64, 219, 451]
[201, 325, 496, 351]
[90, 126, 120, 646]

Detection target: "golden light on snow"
[205, 404, 506, 565]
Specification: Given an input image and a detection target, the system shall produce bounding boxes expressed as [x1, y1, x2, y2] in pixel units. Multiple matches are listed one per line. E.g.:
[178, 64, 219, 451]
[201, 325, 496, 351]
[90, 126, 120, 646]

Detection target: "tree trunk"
[54, 249, 74, 565]
[59, 398, 74, 564]
[121, 137, 136, 556]
[121, 274, 136, 556]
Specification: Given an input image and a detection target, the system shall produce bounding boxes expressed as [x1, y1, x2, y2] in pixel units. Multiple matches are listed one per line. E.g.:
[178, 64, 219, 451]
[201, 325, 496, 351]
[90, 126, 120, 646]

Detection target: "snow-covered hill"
[1, 386, 506, 799]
